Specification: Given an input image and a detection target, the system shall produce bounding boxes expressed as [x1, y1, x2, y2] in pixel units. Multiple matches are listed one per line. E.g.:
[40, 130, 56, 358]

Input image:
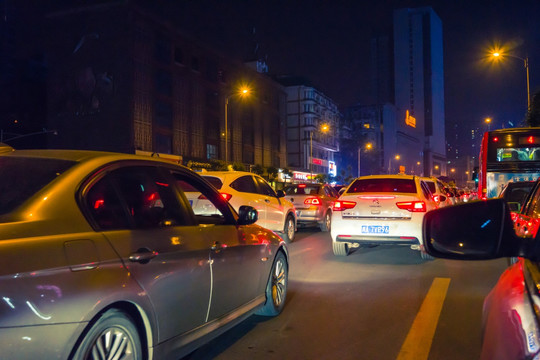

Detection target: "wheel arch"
[68, 301, 154, 360]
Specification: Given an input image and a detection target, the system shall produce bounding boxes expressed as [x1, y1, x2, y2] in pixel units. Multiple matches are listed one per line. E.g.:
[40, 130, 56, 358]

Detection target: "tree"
[251, 164, 264, 175]
[266, 166, 278, 181]
[232, 162, 245, 171]
[315, 173, 328, 184]
[527, 90, 540, 127]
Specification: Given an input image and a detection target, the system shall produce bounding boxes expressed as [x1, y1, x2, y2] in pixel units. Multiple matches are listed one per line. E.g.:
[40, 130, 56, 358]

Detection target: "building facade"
[279, 77, 340, 180]
[41, 2, 287, 169]
[393, 7, 447, 177]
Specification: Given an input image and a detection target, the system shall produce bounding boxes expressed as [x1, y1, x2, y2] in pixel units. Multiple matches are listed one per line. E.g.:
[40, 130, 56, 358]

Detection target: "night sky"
[148, 0, 540, 152]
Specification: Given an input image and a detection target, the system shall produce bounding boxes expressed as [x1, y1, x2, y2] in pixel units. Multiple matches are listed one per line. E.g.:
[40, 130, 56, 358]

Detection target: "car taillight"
[396, 200, 426, 212]
[305, 197, 322, 205]
[198, 194, 207, 200]
[433, 195, 440, 203]
[333, 200, 356, 211]
[221, 193, 233, 201]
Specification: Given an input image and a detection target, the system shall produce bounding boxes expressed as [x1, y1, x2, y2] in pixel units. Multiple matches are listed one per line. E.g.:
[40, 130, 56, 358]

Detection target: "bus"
[479, 127, 540, 199]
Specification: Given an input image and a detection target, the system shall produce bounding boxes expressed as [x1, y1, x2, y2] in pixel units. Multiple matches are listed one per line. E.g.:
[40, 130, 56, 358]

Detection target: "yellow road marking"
[397, 277, 451, 360]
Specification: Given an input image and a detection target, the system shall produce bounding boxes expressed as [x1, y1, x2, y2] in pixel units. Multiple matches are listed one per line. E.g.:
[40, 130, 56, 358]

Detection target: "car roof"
[1, 149, 178, 164]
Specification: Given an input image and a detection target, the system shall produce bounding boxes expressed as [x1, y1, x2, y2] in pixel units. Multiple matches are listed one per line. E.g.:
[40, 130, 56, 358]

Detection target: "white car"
[330, 174, 438, 259]
[200, 171, 297, 242]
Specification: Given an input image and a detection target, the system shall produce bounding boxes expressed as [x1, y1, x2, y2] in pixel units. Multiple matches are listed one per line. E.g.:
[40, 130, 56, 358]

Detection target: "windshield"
[283, 184, 321, 195]
[0, 156, 76, 215]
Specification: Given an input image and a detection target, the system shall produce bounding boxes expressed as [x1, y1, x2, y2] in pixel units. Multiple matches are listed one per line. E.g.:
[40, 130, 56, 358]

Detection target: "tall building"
[279, 77, 340, 180]
[25, 2, 287, 169]
[393, 7, 446, 177]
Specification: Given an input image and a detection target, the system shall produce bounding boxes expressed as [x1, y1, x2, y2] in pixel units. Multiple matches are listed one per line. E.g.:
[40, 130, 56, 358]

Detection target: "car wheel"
[320, 211, 331, 232]
[256, 251, 288, 316]
[281, 214, 296, 243]
[72, 309, 142, 360]
[332, 240, 350, 256]
[420, 250, 435, 261]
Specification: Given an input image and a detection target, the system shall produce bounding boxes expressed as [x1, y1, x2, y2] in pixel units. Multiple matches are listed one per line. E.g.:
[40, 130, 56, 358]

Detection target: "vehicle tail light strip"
[333, 200, 357, 211]
[358, 195, 396, 200]
[304, 197, 322, 205]
[395, 201, 426, 212]
[220, 193, 233, 201]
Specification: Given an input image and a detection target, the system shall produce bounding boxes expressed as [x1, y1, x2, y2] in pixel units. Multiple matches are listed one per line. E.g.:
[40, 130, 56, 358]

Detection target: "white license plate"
[361, 225, 389, 234]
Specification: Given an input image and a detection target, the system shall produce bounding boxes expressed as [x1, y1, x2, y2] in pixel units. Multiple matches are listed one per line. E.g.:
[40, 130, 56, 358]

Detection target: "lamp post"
[224, 87, 250, 164]
[388, 154, 400, 174]
[310, 123, 330, 182]
[485, 117, 492, 131]
[492, 51, 531, 112]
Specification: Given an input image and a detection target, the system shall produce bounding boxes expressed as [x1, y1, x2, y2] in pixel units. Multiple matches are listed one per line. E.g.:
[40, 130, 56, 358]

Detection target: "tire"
[281, 214, 296, 243]
[420, 250, 435, 261]
[256, 251, 288, 316]
[319, 211, 331, 232]
[332, 240, 350, 256]
[72, 309, 142, 360]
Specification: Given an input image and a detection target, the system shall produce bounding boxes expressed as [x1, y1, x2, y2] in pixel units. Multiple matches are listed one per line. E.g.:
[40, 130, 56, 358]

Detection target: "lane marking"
[397, 277, 451, 360]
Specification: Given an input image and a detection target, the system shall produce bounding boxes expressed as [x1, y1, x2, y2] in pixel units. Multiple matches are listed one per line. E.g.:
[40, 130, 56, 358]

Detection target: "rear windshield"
[0, 156, 76, 215]
[283, 184, 321, 195]
[347, 178, 416, 193]
[202, 176, 223, 190]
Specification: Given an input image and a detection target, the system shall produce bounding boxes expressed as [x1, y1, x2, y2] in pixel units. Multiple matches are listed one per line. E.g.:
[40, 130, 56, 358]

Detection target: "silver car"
[282, 183, 339, 231]
[0, 148, 288, 360]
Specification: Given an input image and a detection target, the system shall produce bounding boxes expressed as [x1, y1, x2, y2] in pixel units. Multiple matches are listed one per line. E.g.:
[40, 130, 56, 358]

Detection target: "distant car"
[330, 174, 438, 259]
[201, 171, 297, 242]
[422, 187, 540, 360]
[498, 180, 535, 213]
[422, 177, 451, 207]
[282, 183, 339, 231]
[0, 149, 289, 360]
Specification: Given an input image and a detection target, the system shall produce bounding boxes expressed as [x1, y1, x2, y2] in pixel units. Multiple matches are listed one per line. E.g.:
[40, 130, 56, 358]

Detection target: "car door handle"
[129, 248, 158, 264]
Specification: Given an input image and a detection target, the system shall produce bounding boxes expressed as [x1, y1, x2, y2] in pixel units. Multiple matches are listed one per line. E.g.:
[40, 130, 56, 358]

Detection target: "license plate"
[361, 225, 389, 234]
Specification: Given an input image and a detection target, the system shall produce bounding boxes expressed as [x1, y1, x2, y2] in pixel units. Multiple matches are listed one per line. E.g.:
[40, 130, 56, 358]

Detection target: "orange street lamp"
[311, 123, 330, 180]
[491, 51, 531, 111]
[225, 86, 251, 163]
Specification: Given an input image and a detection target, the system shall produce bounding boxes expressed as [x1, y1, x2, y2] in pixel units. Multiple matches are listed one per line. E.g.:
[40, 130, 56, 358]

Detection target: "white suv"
[200, 171, 297, 242]
[330, 174, 438, 259]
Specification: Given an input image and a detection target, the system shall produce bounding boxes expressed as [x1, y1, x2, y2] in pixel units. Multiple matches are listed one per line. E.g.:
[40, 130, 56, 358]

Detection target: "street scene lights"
[224, 86, 251, 163]
[485, 117, 492, 131]
[491, 51, 531, 111]
[358, 142, 373, 177]
[310, 123, 330, 180]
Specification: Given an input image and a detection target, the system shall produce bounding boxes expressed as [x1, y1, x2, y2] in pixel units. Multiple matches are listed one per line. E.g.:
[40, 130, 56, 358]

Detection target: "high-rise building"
[393, 7, 446, 177]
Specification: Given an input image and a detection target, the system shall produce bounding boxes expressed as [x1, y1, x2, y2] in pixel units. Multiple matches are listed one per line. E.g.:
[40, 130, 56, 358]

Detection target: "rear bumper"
[335, 235, 420, 245]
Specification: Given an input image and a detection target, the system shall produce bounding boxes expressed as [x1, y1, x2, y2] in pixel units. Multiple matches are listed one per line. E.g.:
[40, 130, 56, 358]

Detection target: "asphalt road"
[184, 228, 509, 360]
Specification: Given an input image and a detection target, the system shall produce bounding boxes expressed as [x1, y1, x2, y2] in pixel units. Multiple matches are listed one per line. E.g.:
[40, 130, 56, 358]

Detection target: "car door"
[254, 175, 284, 232]
[170, 170, 267, 321]
[83, 165, 212, 343]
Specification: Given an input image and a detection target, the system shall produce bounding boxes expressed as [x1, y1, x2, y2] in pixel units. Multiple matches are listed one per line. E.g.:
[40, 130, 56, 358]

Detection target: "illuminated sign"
[405, 110, 416, 128]
[293, 172, 309, 181]
[329, 161, 337, 176]
[312, 158, 323, 165]
[399, 165, 406, 173]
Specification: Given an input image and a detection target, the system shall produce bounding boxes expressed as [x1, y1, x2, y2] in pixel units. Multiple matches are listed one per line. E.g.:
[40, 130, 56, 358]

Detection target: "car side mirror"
[439, 195, 447, 202]
[276, 190, 285, 198]
[238, 205, 258, 225]
[423, 199, 526, 260]
[507, 201, 521, 212]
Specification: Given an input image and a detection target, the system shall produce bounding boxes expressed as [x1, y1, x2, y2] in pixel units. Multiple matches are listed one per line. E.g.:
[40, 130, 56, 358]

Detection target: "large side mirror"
[507, 201, 521, 212]
[439, 194, 447, 202]
[237, 205, 258, 225]
[423, 199, 525, 260]
[276, 190, 285, 198]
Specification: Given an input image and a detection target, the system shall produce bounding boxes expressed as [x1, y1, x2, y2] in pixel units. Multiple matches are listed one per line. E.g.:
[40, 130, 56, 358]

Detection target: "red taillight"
[221, 193, 232, 201]
[198, 194, 207, 200]
[433, 195, 440, 203]
[305, 197, 322, 205]
[358, 195, 396, 200]
[396, 200, 426, 212]
[333, 200, 356, 211]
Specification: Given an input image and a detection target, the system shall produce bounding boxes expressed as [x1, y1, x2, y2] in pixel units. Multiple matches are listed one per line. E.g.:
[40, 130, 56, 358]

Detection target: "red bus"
[479, 127, 540, 199]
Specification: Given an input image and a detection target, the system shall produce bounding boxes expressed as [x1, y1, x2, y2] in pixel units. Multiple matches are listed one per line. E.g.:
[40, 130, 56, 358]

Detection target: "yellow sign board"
[405, 110, 416, 128]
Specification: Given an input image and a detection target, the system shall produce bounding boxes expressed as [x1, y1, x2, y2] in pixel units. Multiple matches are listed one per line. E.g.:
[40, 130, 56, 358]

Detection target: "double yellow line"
[397, 277, 451, 360]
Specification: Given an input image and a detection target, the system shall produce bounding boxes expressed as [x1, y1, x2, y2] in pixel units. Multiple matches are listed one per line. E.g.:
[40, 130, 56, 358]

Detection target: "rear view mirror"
[423, 199, 520, 260]
[238, 205, 258, 225]
[507, 201, 521, 212]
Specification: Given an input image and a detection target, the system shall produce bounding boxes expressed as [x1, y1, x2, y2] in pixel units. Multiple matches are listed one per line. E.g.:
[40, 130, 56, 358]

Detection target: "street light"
[224, 86, 251, 163]
[485, 117, 492, 131]
[358, 142, 373, 177]
[310, 123, 330, 181]
[491, 51, 530, 112]
[388, 154, 400, 174]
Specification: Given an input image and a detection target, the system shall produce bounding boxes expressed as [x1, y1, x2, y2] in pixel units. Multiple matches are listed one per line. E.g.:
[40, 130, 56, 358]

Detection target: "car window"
[255, 176, 277, 197]
[284, 184, 321, 195]
[202, 176, 223, 189]
[326, 185, 338, 197]
[425, 181, 436, 194]
[230, 175, 258, 194]
[524, 185, 540, 218]
[420, 181, 432, 200]
[86, 176, 131, 230]
[173, 171, 232, 225]
[0, 156, 76, 216]
[348, 178, 416, 193]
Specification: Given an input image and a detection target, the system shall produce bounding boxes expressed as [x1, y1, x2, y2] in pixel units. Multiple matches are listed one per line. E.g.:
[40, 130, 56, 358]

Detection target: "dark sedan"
[0, 147, 288, 359]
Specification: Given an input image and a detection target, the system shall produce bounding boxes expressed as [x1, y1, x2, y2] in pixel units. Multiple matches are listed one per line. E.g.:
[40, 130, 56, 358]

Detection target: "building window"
[155, 133, 172, 154]
[155, 70, 172, 96]
[174, 47, 184, 65]
[154, 34, 170, 64]
[191, 56, 200, 72]
[155, 101, 172, 128]
[207, 144, 218, 160]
